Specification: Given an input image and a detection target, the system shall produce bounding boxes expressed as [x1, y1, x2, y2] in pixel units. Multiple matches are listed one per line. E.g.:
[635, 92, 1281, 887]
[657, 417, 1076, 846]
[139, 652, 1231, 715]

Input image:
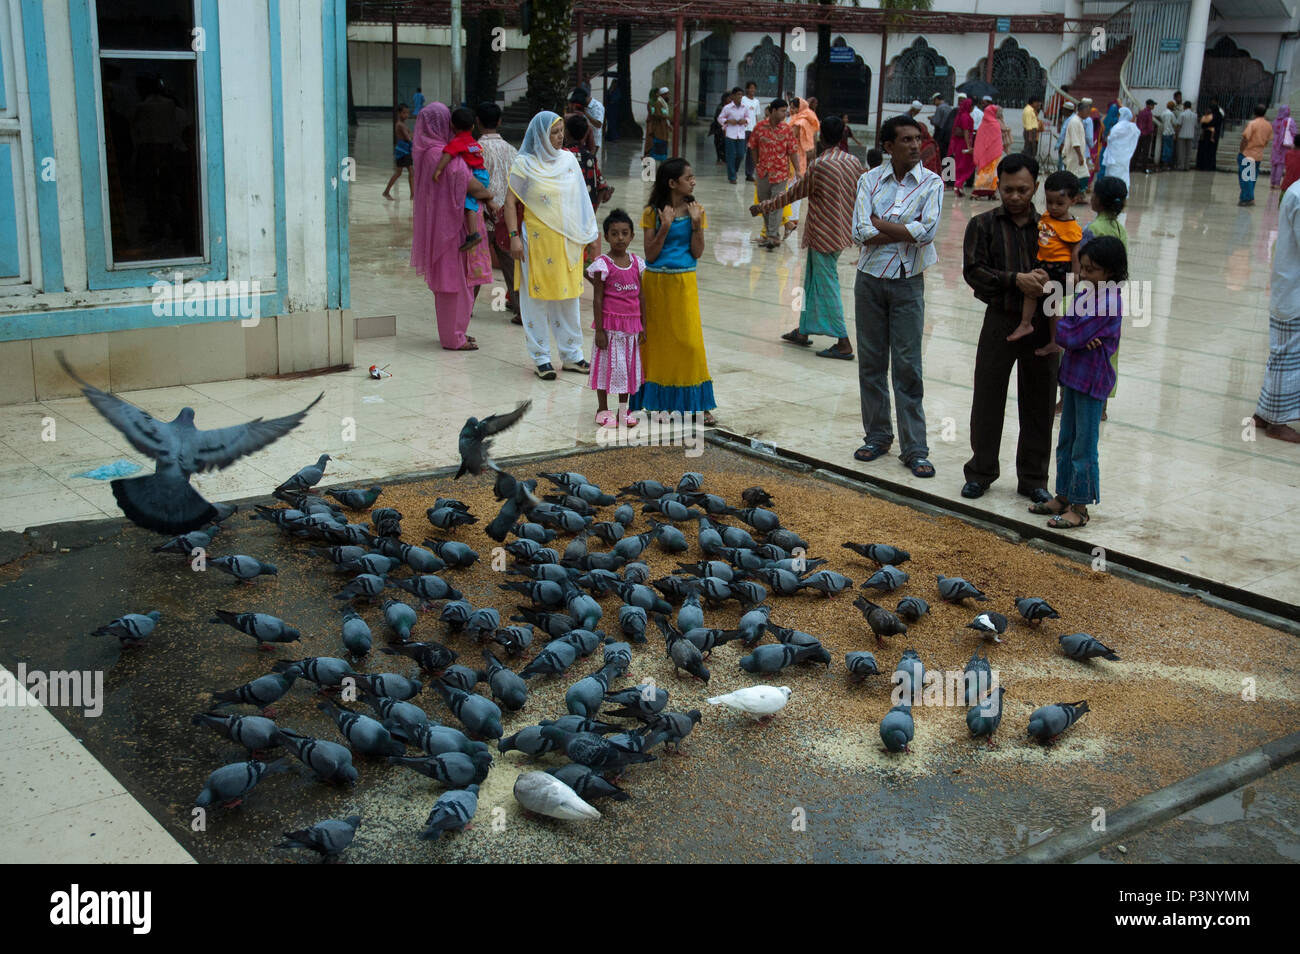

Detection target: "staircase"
[1066, 39, 1128, 110]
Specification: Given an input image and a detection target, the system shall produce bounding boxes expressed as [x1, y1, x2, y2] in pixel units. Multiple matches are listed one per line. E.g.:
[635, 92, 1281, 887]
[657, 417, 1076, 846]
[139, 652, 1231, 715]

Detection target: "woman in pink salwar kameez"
[411, 103, 493, 351]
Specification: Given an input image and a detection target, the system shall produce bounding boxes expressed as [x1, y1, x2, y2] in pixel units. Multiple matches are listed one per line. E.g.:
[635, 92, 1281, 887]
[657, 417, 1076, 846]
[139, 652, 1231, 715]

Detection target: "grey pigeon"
[388, 751, 488, 787]
[279, 814, 361, 860]
[675, 559, 734, 581]
[727, 580, 767, 607]
[456, 401, 532, 478]
[566, 591, 603, 629]
[423, 539, 479, 568]
[464, 608, 502, 640]
[612, 528, 660, 561]
[274, 728, 358, 784]
[741, 486, 774, 507]
[351, 671, 423, 701]
[509, 607, 573, 638]
[765, 528, 808, 551]
[798, 569, 854, 598]
[211, 671, 297, 714]
[499, 725, 560, 757]
[439, 600, 475, 629]
[276, 454, 332, 495]
[893, 649, 925, 706]
[676, 593, 705, 632]
[676, 471, 704, 493]
[195, 758, 289, 807]
[618, 479, 668, 499]
[1059, 633, 1120, 661]
[427, 506, 478, 530]
[317, 700, 404, 756]
[604, 685, 669, 722]
[405, 722, 479, 759]
[391, 574, 462, 606]
[513, 770, 601, 820]
[590, 520, 625, 544]
[967, 685, 1007, 746]
[622, 562, 651, 584]
[853, 596, 908, 643]
[1015, 596, 1061, 625]
[492, 624, 534, 656]
[726, 506, 781, 532]
[618, 604, 649, 643]
[739, 643, 829, 673]
[432, 679, 504, 739]
[153, 526, 219, 555]
[421, 786, 479, 839]
[369, 507, 403, 538]
[963, 651, 994, 706]
[312, 544, 369, 568]
[1027, 701, 1090, 742]
[325, 485, 383, 510]
[895, 596, 930, 622]
[381, 641, 457, 672]
[513, 522, 557, 543]
[439, 665, 481, 693]
[339, 553, 399, 576]
[842, 542, 911, 565]
[747, 566, 805, 596]
[334, 573, 387, 602]
[650, 520, 689, 553]
[211, 555, 278, 582]
[382, 598, 418, 642]
[966, 611, 1010, 643]
[861, 565, 909, 592]
[549, 764, 628, 803]
[642, 709, 702, 752]
[539, 715, 620, 735]
[540, 727, 655, 772]
[844, 650, 881, 682]
[481, 650, 529, 710]
[363, 692, 429, 733]
[602, 641, 632, 675]
[271, 656, 355, 689]
[91, 610, 161, 647]
[879, 704, 914, 753]
[612, 503, 636, 526]
[539, 471, 591, 488]
[731, 604, 772, 646]
[937, 574, 989, 603]
[58, 352, 320, 533]
[210, 610, 300, 650]
[191, 711, 280, 753]
[558, 628, 605, 657]
[696, 517, 726, 555]
[660, 621, 710, 682]
[565, 663, 621, 717]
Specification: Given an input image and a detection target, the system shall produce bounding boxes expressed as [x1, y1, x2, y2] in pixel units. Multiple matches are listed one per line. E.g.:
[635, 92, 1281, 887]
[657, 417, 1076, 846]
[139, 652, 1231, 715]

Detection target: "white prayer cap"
[911, 100, 923, 110]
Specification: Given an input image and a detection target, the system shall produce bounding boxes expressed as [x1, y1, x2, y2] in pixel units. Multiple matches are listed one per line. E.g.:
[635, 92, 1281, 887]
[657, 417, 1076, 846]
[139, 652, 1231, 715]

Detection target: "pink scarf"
[972, 105, 1003, 170]
[411, 103, 468, 293]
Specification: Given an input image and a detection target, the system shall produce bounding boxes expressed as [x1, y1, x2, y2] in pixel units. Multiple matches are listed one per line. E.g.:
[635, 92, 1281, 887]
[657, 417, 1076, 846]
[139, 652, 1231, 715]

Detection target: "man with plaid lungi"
[1252, 178, 1300, 442]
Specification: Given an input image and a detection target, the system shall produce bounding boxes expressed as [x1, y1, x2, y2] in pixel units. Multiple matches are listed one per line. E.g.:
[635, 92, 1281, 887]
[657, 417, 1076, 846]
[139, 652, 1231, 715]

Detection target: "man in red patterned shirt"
[749, 99, 802, 250]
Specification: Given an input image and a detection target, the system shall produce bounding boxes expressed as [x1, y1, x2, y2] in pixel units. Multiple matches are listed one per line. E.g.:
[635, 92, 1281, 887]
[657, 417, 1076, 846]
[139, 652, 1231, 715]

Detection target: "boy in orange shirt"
[1008, 170, 1083, 356]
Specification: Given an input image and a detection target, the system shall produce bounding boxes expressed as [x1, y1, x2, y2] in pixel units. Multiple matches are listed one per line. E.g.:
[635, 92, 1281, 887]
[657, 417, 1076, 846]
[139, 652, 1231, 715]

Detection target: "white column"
[1062, 0, 1083, 54]
[1179, 0, 1212, 104]
[449, 0, 462, 106]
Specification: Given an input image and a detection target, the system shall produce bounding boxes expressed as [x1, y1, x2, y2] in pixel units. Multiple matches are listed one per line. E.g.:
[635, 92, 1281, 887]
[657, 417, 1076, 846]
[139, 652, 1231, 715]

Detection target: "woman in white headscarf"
[504, 111, 599, 379]
[1102, 107, 1140, 190]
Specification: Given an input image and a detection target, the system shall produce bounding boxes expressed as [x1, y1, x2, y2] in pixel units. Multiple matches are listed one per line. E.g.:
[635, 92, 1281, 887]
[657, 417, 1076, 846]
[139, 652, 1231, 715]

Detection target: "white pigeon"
[513, 771, 600, 821]
[706, 685, 792, 719]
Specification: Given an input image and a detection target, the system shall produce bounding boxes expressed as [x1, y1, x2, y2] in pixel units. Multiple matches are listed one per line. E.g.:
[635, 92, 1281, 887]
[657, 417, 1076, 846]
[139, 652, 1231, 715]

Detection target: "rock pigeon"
[549, 764, 628, 803]
[438, 665, 482, 693]
[153, 526, 219, 555]
[966, 611, 1010, 643]
[663, 626, 711, 683]
[618, 480, 668, 499]
[513, 522, 557, 543]
[895, 596, 930, 622]
[325, 486, 383, 510]
[707, 685, 791, 720]
[423, 539, 479, 568]
[492, 624, 534, 656]
[334, 573, 387, 602]
[369, 507, 403, 539]
[844, 651, 881, 682]
[195, 758, 289, 808]
[879, 704, 915, 753]
[514, 770, 601, 820]
[382, 599, 418, 642]
[798, 570, 854, 598]
[499, 724, 560, 757]
[481, 650, 529, 710]
[1015, 596, 1061, 625]
[1059, 633, 1120, 661]
[565, 663, 621, 718]
[456, 401, 532, 478]
[339, 553, 399, 577]
[391, 574, 462, 605]
[642, 710, 701, 752]
[842, 542, 912, 566]
[937, 574, 989, 603]
[731, 604, 772, 646]
[893, 649, 925, 706]
[963, 651, 994, 706]
[861, 565, 909, 592]
[540, 728, 655, 771]
[210, 555, 278, 582]
[276, 454, 332, 495]
[421, 786, 479, 839]
[91, 610, 161, 647]
[191, 711, 280, 753]
[765, 528, 808, 551]
[853, 596, 908, 643]
[274, 728, 358, 784]
[279, 815, 361, 860]
[966, 686, 1007, 747]
[316, 700, 404, 756]
[618, 604, 649, 643]
[741, 486, 774, 508]
[380, 640, 456, 672]
[388, 751, 490, 787]
[603, 685, 669, 722]
[362, 692, 429, 733]
[272, 656, 355, 689]
[1027, 701, 1090, 742]
[432, 678, 503, 739]
[211, 671, 297, 713]
[57, 353, 321, 533]
[350, 672, 423, 701]
[427, 506, 478, 530]
[602, 641, 632, 674]
[739, 643, 829, 673]
[209, 610, 300, 650]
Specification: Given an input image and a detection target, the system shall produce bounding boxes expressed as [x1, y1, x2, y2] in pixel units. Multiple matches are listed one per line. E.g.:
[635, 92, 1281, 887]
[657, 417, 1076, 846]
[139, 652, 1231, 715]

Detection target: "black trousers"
[964, 307, 1061, 492]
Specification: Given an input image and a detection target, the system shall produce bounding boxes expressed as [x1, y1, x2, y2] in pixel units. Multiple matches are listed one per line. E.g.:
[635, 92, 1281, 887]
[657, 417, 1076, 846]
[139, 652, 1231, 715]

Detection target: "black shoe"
[1021, 487, 1053, 505]
[745, 176, 755, 182]
[961, 481, 986, 499]
[535, 363, 557, 380]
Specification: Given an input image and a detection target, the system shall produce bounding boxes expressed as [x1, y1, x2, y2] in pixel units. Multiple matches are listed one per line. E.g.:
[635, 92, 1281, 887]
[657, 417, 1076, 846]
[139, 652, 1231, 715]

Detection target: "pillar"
[1180, 0, 1212, 106]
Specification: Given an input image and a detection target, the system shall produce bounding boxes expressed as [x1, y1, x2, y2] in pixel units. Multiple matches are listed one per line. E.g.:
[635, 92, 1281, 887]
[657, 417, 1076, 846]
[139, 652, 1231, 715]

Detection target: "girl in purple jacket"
[1029, 235, 1126, 528]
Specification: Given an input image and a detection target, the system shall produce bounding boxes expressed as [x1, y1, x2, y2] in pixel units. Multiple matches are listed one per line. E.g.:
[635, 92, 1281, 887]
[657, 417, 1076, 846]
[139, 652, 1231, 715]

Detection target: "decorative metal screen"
[1198, 36, 1274, 124]
[739, 36, 795, 98]
[967, 38, 1046, 110]
[820, 37, 871, 123]
[884, 37, 955, 106]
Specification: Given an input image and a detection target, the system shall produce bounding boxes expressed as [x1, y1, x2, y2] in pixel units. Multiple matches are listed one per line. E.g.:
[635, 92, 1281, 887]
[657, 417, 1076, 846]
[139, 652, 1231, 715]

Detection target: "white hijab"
[508, 111, 597, 247]
[1104, 107, 1140, 187]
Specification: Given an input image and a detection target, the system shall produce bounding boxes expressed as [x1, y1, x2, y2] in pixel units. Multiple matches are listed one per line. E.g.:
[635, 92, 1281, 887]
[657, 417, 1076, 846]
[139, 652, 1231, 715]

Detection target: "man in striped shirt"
[751, 116, 864, 358]
[850, 114, 945, 478]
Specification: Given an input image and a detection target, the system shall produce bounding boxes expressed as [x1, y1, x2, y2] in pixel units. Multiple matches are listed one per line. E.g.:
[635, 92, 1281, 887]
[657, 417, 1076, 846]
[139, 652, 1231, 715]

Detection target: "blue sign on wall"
[1159, 38, 1182, 53]
[829, 46, 856, 64]
[934, 65, 948, 76]
[996, 17, 1011, 32]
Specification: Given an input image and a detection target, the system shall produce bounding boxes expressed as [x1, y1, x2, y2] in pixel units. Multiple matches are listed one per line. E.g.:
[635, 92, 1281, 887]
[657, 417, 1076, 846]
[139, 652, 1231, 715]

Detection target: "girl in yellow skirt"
[631, 158, 717, 425]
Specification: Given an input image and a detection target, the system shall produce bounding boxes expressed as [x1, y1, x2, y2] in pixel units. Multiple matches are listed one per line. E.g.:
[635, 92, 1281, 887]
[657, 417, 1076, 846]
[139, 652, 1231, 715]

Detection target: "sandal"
[816, 346, 853, 360]
[595, 410, 617, 428]
[619, 408, 640, 428]
[782, 330, 812, 346]
[1028, 494, 1069, 515]
[702, 412, 718, 427]
[451, 341, 478, 351]
[906, 457, 935, 478]
[1047, 504, 1089, 528]
[854, 442, 890, 462]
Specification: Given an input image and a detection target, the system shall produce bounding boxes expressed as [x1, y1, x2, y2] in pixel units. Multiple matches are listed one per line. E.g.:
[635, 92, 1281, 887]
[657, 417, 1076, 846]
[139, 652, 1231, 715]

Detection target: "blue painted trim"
[70, 0, 227, 290]
[321, 0, 340, 310]
[629, 381, 718, 414]
[20, 0, 63, 291]
[0, 145, 19, 277]
[267, 0, 287, 316]
[0, 291, 281, 341]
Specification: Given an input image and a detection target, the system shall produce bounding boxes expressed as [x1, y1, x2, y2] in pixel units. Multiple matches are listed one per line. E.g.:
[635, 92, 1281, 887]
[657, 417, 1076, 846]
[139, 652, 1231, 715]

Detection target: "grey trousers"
[854, 270, 929, 462]
[1175, 138, 1193, 171]
[756, 177, 786, 239]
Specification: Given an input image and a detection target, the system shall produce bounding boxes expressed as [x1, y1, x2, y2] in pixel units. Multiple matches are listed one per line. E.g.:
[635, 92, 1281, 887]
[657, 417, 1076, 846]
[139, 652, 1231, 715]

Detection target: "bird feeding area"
[0, 443, 1296, 864]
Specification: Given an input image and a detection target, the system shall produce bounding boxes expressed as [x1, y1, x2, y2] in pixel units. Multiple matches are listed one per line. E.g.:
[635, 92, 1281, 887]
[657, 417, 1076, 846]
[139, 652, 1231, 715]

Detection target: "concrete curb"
[999, 731, 1300, 864]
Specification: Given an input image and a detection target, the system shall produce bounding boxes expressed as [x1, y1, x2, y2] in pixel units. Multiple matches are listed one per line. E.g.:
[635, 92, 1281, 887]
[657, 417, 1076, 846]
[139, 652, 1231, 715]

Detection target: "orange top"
[1240, 117, 1273, 163]
[1037, 213, 1082, 263]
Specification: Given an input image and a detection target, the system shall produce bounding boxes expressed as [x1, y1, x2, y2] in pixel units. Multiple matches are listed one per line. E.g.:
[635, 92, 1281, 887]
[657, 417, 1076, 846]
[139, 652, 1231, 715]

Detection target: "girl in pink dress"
[586, 209, 646, 427]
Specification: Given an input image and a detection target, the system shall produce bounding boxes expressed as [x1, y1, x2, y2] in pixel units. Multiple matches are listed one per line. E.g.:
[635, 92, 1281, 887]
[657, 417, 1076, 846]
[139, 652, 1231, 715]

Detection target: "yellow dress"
[630, 207, 716, 413]
[514, 206, 584, 300]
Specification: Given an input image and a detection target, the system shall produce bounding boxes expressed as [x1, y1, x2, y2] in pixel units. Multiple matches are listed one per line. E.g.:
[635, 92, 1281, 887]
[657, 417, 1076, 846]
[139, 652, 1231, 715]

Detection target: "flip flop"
[854, 442, 890, 462]
[816, 347, 853, 360]
[781, 331, 812, 346]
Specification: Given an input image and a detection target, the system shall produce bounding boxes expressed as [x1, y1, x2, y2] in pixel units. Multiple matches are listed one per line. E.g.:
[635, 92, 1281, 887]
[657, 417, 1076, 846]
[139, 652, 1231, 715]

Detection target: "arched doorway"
[967, 37, 1045, 109]
[697, 33, 731, 119]
[739, 36, 795, 98]
[819, 36, 871, 123]
[1199, 36, 1274, 124]
[884, 37, 954, 108]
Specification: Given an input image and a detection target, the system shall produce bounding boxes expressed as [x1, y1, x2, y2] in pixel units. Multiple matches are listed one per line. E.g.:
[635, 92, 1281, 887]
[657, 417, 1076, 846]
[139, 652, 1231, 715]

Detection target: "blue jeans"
[725, 136, 746, 182]
[1238, 153, 1258, 202]
[1055, 385, 1103, 505]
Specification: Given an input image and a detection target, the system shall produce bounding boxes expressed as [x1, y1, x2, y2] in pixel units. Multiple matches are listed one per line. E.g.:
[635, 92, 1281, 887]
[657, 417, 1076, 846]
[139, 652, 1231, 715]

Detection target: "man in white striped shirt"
[851, 114, 945, 478]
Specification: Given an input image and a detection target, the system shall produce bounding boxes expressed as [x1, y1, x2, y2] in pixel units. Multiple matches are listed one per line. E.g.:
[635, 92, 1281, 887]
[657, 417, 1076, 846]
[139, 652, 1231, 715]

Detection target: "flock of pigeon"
[62, 365, 1122, 862]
